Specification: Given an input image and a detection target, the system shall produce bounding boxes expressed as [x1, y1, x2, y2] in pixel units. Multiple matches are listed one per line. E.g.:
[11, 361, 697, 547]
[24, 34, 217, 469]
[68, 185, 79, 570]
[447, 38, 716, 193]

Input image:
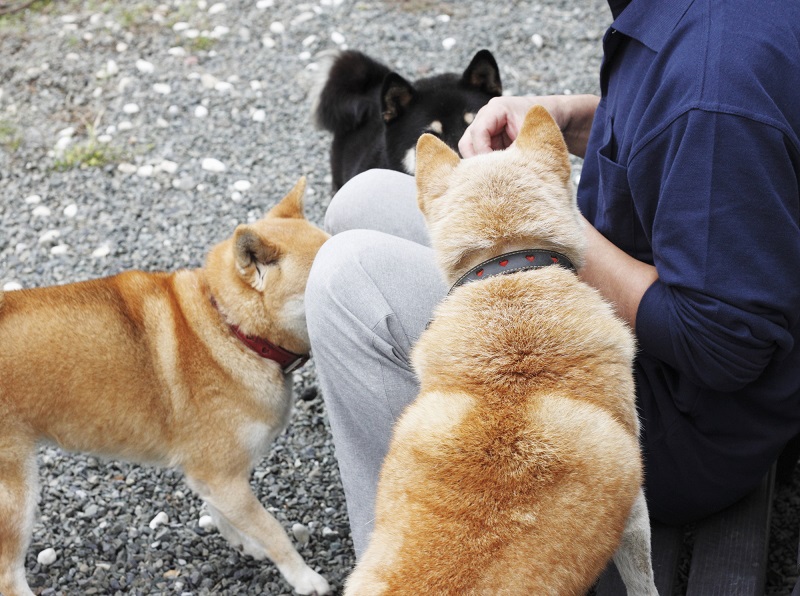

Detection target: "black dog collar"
[449, 249, 575, 294]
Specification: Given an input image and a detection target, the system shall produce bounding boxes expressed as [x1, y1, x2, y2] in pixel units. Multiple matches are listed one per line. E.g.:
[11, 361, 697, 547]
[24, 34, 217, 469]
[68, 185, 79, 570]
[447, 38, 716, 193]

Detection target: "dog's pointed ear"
[415, 133, 460, 216]
[233, 226, 281, 288]
[266, 176, 306, 219]
[462, 49, 502, 96]
[515, 105, 571, 185]
[381, 73, 416, 123]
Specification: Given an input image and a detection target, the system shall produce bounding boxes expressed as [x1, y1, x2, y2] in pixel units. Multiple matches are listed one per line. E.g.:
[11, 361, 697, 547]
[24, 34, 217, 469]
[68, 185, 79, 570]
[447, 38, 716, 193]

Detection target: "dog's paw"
[291, 567, 331, 595]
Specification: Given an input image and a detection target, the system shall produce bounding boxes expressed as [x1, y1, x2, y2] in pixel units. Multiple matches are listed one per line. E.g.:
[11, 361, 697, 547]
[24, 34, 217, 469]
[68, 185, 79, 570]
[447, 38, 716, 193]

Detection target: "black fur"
[313, 49, 502, 192]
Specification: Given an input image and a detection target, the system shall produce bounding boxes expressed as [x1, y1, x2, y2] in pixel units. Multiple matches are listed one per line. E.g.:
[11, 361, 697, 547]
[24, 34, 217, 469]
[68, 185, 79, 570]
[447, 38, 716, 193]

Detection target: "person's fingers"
[459, 102, 509, 157]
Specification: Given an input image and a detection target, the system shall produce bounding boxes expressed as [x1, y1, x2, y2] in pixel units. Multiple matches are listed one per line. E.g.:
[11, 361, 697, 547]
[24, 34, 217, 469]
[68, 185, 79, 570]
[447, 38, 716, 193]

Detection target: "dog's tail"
[311, 49, 392, 134]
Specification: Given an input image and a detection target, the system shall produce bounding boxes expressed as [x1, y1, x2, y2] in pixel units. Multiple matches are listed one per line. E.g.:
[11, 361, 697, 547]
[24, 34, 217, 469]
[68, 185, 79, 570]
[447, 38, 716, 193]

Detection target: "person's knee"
[324, 169, 413, 235]
[306, 230, 382, 341]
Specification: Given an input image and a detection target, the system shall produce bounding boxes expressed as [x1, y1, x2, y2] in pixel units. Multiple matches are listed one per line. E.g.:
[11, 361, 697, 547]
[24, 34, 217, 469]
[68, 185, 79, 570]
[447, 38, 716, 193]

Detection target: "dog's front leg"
[186, 474, 331, 595]
[612, 488, 659, 595]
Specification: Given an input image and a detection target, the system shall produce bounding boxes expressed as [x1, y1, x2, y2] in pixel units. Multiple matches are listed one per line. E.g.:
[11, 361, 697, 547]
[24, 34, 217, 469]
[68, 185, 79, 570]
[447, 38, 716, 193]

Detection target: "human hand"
[458, 94, 600, 158]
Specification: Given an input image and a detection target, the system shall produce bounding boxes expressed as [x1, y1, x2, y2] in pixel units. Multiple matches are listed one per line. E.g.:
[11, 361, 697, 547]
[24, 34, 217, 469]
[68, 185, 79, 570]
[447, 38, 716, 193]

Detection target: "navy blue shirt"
[578, 0, 800, 519]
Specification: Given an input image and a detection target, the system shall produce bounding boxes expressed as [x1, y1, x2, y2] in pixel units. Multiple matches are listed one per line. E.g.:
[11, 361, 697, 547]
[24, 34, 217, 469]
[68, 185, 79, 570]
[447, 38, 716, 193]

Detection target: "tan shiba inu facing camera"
[345, 108, 658, 595]
[0, 178, 332, 596]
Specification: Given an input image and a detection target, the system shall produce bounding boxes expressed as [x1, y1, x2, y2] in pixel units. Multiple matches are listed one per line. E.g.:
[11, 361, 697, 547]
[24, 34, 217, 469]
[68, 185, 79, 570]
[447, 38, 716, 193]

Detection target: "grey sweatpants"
[305, 169, 447, 556]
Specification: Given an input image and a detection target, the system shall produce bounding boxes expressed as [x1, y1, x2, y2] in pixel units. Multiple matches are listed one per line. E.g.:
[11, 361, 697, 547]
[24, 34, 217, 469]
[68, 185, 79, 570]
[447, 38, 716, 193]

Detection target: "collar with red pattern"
[449, 249, 575, 294]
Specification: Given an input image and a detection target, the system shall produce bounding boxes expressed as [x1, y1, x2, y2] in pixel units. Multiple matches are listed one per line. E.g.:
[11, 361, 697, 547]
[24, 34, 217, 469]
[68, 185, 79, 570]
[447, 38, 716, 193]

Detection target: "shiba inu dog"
[312, 49, 501, 192]
[345, 108, 658, 595]
[0, 178, 332, 596]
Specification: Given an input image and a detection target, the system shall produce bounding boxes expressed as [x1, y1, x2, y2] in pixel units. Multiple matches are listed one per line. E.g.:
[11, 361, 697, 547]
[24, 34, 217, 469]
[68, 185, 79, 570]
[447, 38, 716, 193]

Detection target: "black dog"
[313, 49, 502, 192]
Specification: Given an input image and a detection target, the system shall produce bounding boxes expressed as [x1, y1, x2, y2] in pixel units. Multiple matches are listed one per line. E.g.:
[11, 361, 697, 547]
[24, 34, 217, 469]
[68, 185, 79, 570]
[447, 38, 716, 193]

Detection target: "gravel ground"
[0, 1, 797, 594]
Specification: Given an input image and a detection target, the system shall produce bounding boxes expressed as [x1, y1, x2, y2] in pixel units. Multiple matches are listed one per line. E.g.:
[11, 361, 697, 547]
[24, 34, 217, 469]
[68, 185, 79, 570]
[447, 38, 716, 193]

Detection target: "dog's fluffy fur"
[312, 49, 501, 191]
[0, 178, 332, 596]
[345, 108, 659, 595]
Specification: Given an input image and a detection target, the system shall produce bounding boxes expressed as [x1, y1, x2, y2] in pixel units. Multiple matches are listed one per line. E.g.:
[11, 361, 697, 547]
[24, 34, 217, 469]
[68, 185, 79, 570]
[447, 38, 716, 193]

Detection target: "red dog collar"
[210, 296, 308, 374]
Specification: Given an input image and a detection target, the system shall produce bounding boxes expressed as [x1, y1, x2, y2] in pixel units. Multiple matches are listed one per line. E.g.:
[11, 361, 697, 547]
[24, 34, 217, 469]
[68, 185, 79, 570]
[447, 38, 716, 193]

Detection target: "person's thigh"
[305, 228, 446, 555]
[323, 169, 429, 245]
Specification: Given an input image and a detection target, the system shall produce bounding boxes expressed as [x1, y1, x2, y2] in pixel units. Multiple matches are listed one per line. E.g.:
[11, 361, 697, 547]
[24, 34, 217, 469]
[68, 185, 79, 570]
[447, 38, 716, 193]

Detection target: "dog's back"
[312, 49, 501, 191]
[347, 270, 642, 595]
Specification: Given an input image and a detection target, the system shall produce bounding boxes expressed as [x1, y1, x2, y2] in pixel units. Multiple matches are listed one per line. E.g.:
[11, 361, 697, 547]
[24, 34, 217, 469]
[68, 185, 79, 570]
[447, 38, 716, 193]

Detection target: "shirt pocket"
[594, 118, 638, 255]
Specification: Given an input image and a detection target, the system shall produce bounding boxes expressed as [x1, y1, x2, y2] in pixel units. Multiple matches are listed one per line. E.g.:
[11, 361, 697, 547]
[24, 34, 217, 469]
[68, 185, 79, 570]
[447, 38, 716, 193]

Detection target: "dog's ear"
[462, 49, 502, 96]
[381, 73, 416, 123]
[266, 176, 306, 219]
[515, 105, 570, 185]
[415, 133, 460, 216]
[233, 226, 282, 288]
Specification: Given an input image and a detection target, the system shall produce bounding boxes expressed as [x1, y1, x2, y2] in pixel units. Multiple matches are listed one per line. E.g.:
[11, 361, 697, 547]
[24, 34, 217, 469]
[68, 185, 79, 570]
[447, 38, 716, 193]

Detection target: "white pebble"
[330, 31, 345, 45]
[200, 73, 218, 89]
[156, 117, 169, 128]
[208, 2, 226, 15]
[269, 22, 285, 34]
[249, 80, 262, 90]
[261, 36, 275, 49]
[39, 230, 60, 244]
[302, 35, 317, 47]
[215, 81, 232, 93]
[322, 527, 338, 537]
[58, 126, 75, 138]
[25, 194, 41, 204]
[211, 25, 229, 38]
[172, 21, 189, 32]
[183, 28, 199, 39]
[92, 244, 111, 258]
[436, 14, 451, 22]
[231, 191, 242, 202]
[291, 12, 314, 26]
[531, 33, 544, 49]
[198, 515, 215, 529]
[63, 204, 78, 218]
[117, 163, 137, 174]
[116, 42, 128, 52]
[149, 511, 169, 530]
[32, 206, 51, 217]
[51, 244, 69, 255]
[3, 282, 23, 291]
[201, 157, 225, 173]
[256, 0, 273, 8]
[37, 548, 57, 566]
[194, 105, 209, 118]
[137, 165, 154, 177]
[159, 159, 178, 174]
[233, 179, 251, 192]
[123, 103, 140, 114]
[106, 59, 119, 76]
[292, 523, 310, 545]
[153, 83, 171, 94]
[135, 59, 155, 74]
[118, 121, 134, 131]
[97, 134, 112, 144]
[442, 37, 456, 50]
[168, 46, 186, 57]
[252, 109, 266, 122]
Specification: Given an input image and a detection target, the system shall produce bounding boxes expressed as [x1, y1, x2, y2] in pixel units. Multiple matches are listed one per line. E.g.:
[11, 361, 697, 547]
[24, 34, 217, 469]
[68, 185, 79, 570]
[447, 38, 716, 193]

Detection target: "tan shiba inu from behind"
[0, 178, 332, 596]
[345, 108, 658, 595]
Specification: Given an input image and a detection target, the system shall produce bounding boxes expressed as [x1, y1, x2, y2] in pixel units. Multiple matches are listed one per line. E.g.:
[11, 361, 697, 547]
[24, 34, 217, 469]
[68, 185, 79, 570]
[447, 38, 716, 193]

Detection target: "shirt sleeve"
[631, 109, 800, 392]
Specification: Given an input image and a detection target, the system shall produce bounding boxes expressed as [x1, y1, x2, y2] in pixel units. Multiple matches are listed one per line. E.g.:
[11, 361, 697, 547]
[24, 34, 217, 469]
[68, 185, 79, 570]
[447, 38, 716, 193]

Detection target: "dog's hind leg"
[0, 432, 37, 596]
[613, 487, 659, 596]
[186, 473, 331, 595]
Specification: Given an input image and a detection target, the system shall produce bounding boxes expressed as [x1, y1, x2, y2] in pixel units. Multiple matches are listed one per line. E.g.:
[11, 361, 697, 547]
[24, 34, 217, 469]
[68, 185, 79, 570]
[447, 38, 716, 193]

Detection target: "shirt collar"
[609, 0, 696, 52]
